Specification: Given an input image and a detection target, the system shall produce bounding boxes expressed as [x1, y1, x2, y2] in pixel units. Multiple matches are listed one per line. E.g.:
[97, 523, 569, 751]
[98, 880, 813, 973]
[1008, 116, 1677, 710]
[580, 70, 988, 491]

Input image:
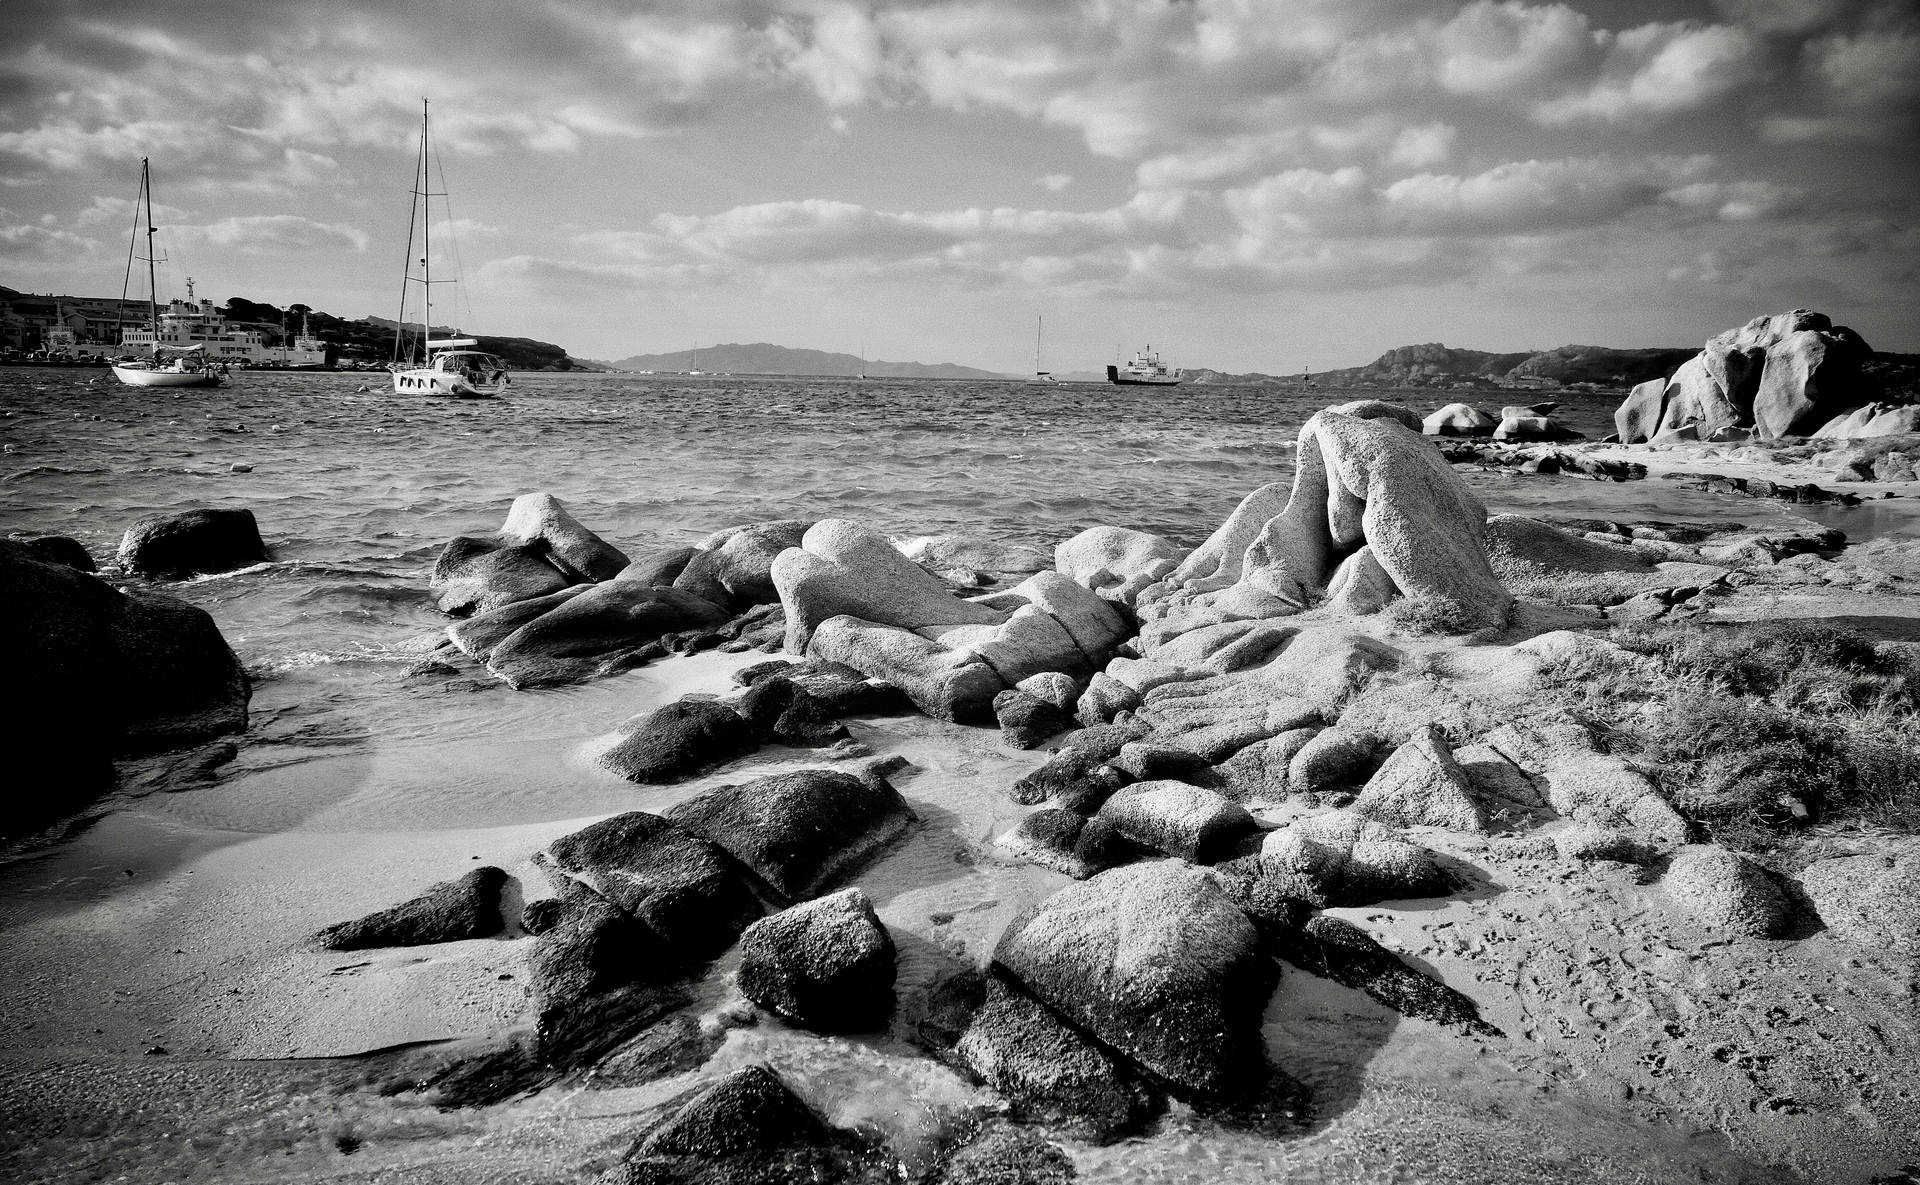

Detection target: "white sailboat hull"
[111, 362, 222, 388]
[392, 364, 508, 399]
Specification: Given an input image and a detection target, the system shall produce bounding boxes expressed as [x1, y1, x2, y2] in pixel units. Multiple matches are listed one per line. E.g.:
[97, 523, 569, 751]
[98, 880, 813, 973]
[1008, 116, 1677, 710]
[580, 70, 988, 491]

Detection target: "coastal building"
[117, 279, 328, 368]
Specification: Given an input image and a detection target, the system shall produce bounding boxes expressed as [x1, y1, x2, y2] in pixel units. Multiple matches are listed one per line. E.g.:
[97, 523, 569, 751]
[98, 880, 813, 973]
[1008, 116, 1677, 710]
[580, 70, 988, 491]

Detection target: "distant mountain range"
[605, 343, 1005, 380]
[1185, 343, 1703, 390]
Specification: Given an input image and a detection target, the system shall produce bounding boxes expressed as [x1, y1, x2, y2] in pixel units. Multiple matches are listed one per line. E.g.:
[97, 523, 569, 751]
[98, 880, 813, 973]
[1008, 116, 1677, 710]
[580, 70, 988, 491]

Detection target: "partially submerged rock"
[543, 812, 761, 962]
[117, 507, 268, 579]
[601, 699, 759, 784]
[613, 1064, 893, 1184]
[486, 583, 729, 688]
[500, 492, 630, 583]
[736, 887, 896, 1032]
[315, 866, 508, 951]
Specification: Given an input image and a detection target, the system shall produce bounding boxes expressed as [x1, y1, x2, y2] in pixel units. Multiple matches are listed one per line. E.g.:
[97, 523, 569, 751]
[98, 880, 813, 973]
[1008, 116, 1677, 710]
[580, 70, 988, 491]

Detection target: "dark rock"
[429, 536, 574, 617]
[1009, 747, 1130, 813]
[1110, 741, 1214, 783]
[590, 1015, 721, 1088]
[487, 583, 731, 688]
[521, 897, 567, 935]
[3, 542, 250, 835]
[613, 544, 700, 587]
[1274, 915, 1498, 1035]
[314, 866, 508, 950]
[736, 887, 896, 1032]
[545, 812, 762, 962]
[17, 534, 94, 571]
[445, 584, 589, 660]
[955, 971, 1153, 1140]
[993, 860, 1276, 1098]
[933, 1122, 1077, 1185]
[527, 886, 690, 1065]
[993, 689, 1073, 749]
[1075, 671, 1142, 726]
[666, 768, 917, 903]
[117, 507, 268, 579]
[613, 1064, 894, 1185]
[997, 808, 1093, 878]
[1259, 810, 1454, 905]
[734, 675, 853, 746]
[1211, 863, 1324, 935]
[601, 699, 760, 784]
[1057, 718, 1153, 761]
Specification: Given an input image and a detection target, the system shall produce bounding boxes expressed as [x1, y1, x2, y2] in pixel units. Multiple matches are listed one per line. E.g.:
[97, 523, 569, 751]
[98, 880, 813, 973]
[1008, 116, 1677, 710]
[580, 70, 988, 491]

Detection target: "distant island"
[605, 343, 1004, 380]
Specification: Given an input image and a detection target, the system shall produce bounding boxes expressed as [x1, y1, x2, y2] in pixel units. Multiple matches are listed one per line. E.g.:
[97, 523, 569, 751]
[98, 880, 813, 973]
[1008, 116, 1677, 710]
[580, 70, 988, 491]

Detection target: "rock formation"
[1613, 310, 1881, 443]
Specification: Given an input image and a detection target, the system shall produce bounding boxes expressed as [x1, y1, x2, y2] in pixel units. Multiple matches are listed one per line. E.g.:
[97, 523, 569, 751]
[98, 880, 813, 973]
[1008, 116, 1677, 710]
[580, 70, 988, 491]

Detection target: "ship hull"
[111, 363, 222, 388]
[1106, 365, 1182, 386]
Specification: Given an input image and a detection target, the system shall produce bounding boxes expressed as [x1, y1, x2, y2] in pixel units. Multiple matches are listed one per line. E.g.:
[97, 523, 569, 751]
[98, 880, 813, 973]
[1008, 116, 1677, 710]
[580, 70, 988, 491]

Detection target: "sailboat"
[110, 159, 224, 389]
[389, 100, 509, 399]
[1031, 315, 1056, 383]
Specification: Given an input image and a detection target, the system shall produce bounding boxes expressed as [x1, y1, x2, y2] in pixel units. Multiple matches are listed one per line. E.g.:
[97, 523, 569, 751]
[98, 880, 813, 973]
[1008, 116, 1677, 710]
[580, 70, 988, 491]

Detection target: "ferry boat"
[119, 279, 328, 369]
[1106, 344, 1182, 386]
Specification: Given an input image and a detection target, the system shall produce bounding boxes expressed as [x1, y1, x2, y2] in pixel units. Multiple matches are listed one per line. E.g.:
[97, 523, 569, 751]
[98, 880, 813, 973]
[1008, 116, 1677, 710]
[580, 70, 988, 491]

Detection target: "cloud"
[0, 223, 100, 260]
[176, 215, 370, 254]
[1036, 173, 1073, 192]
[1533, 21, 1761, 125]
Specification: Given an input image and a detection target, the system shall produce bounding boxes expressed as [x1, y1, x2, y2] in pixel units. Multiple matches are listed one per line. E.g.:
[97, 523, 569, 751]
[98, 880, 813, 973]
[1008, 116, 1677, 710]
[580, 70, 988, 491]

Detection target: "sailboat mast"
[420, 99, 430, 360]
[1035, 315, 1041, 374]
[142, 159, 157, 335]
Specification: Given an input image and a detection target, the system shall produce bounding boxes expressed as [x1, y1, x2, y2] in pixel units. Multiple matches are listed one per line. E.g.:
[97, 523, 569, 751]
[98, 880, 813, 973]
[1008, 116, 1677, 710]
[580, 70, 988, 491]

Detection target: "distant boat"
[1106, 344, 1182, 386]
[388, 100, 509, 399]
[1032, 315, 1056, 383]
[110, 158, 224, 389]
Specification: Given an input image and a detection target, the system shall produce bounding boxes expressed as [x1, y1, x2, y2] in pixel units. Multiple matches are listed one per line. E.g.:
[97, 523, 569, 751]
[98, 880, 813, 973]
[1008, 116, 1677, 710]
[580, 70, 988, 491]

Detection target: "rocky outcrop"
[1141, 406, 1510, 635]
[313, 866, 508, 950]
[1613, 311, 1877, 443]
[993, 860, 1276, 1097]
[429, 535, 577, 616]
[1094, 780, 1259, 863]
[1055, 525, 1186, 608]
[673, 520, 812, 611]
[1272, 914, 1497, 1034]
[117, 507, 268, 579]
[665, 767, 916, 902]
[775, 519, 1129, 723]
[600, 699, 760, 784]
[736, 887, 896, 1032]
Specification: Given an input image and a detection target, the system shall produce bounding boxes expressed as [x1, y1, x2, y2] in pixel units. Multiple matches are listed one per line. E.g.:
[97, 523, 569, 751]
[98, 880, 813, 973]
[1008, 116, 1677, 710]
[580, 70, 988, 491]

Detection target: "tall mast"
[1034, 315, 1042, 374]
[142, 159, 157, 334]
[420, 99, 430, 357]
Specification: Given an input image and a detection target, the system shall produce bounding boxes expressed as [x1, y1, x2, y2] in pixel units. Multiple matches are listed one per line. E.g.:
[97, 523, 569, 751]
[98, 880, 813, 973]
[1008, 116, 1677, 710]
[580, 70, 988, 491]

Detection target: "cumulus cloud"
[0, 223, 100, 260]
[1533, 21, 1761, 125]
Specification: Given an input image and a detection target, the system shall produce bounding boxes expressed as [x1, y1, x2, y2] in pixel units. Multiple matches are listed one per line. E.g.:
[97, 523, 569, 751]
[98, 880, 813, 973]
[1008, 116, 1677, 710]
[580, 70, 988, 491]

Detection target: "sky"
[1, 0, 1916, 373]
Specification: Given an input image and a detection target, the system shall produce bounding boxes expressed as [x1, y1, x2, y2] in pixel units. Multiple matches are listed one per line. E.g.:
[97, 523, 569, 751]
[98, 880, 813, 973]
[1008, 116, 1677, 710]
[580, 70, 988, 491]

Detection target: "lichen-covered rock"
[117, 507, 268, 579]
[315, 866, 507, 950]
[500, 492, 630, 583]
[1095, 780, 1258, 863]
[1484, 515, 1654, 581]
[429, 536, 574, 616]
[808, 614, 1006, 723]
[955, 972, 1151, 1140]
[933, 1122, 1077, 1185]
[1008, 748, 1130, 815]
[1661, 845, 1797, 939]
[736, 887, 895, 1032]
[446, 584, 590, 660]
[1260, 810, 1452, 904]
[612, 544, 699, 588]
[993, 860, 1275, 1097]
[1214, 726, 1322, 801]
[601, 699, 759, 784]
[1351, 724, 1489, 834]
[666, 767, 916, 903]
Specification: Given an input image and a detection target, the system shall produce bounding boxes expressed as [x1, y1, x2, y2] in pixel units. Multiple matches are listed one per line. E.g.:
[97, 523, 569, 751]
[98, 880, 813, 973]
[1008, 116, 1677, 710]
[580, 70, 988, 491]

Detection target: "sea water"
[0, 368, 1843, 1183]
